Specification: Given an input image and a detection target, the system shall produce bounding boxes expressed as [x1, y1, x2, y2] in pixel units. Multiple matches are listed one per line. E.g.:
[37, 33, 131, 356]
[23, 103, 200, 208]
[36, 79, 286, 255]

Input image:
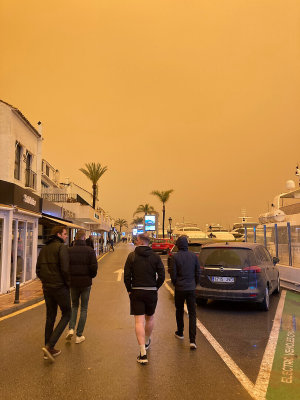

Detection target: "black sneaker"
[174, 331, 184, 340]
[137, 353, 148, 364]
[145, 339, 151, 351]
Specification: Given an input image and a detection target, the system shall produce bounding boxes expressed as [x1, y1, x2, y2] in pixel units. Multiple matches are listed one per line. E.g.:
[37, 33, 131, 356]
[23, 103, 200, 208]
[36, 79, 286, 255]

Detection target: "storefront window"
[26, 223, 34, 281]
[10, 220, 17, 287]
[17, 221, 26, 283]
[0, 219, 3, 288]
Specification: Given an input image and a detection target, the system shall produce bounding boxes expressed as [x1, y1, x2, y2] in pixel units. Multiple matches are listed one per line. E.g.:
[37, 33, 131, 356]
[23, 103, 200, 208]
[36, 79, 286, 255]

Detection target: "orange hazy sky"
[1, 0, 300, 228]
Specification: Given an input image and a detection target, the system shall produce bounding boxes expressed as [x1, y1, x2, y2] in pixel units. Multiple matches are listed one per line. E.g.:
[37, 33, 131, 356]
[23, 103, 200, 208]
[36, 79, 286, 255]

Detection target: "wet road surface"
[0, 244, 284, 400]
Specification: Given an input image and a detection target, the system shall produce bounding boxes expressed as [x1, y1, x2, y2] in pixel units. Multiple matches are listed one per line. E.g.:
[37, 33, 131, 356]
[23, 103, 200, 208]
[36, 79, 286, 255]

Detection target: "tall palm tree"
[151, 189, 174, 238]
[131, 217, 144, 227]
[115, 218, 128, 232]
[133, 203, 155, 217]
[79, 162, 108, 209]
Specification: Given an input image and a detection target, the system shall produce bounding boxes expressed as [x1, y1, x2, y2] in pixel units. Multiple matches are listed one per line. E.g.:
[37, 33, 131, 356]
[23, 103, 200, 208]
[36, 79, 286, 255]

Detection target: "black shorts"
[130, 290, 158, 316]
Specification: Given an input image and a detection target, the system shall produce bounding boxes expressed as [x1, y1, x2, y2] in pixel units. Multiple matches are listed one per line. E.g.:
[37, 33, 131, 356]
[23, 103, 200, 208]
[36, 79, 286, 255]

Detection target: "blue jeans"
[69, 286, 91, 337]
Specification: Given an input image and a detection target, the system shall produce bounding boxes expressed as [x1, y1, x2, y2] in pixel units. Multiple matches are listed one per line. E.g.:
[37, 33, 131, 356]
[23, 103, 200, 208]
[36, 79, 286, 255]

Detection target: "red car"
[151, 238, 175, 254]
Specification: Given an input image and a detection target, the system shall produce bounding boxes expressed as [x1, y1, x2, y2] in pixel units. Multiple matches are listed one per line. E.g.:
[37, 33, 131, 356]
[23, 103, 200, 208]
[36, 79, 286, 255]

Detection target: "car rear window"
[199, 248, 255, 268]
[171, 244, 202, 253]
[188, 244, 202, 253]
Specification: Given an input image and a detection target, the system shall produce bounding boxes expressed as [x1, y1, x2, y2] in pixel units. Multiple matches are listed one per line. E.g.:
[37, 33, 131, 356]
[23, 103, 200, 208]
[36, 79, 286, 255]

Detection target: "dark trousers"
[43, 286, 71, 348]
[174, 290, 196, 343]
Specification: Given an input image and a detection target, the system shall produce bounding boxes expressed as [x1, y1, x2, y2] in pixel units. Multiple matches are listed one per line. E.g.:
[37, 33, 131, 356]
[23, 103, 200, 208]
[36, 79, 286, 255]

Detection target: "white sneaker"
[75, 335, 86, 344]
[66, 329, 74, 340]
[190, 343, 197, 350]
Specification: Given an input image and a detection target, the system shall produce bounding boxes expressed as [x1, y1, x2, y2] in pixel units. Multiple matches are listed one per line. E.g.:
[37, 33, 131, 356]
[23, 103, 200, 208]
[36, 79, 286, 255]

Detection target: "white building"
[0, 100, 42, 294]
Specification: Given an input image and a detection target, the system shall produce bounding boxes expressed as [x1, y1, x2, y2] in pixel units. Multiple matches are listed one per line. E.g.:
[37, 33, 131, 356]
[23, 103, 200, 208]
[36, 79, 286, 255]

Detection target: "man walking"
[124, 233, 165, 364]
[66, 230, 98, 343]
[36, 226, 71, 362]
[85, 235, 94, 249]
[168, 235, 200, 350]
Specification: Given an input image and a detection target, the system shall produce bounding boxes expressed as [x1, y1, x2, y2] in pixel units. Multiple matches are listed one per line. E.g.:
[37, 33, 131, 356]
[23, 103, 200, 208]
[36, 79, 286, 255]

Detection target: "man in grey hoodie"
[168, 235, 200, 349]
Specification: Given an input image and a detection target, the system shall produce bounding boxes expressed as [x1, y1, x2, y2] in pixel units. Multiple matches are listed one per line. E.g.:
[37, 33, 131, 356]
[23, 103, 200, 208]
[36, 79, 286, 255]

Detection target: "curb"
[0, 296, 45, 318]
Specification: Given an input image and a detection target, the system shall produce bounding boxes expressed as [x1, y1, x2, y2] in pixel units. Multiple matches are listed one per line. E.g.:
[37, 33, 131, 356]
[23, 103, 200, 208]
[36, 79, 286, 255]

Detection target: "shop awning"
[41, 215, 85, 230]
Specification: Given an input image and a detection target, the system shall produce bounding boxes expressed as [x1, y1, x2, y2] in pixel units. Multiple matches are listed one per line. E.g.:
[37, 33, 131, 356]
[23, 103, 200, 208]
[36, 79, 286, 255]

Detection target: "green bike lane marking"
[266, 291, 300, 399]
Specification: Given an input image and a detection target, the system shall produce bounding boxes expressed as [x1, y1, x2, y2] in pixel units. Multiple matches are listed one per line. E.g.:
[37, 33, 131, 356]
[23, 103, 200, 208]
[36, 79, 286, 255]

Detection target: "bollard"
[14, 279, 20, 304]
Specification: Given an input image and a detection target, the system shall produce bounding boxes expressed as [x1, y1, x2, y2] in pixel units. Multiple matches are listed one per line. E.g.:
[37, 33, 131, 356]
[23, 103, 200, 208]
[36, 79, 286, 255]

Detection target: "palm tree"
[79, 162, 108, 209]
[131, 217, 144, 227]
[151, 189, 174, 238]
[133, 203, 155, 217]
[114, 218, 128, 232]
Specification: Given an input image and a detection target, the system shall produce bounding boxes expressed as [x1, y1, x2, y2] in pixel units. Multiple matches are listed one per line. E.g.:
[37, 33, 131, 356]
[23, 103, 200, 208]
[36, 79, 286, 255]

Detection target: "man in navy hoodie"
[124, 233, 165, 364]
[168, 235, 200, 349]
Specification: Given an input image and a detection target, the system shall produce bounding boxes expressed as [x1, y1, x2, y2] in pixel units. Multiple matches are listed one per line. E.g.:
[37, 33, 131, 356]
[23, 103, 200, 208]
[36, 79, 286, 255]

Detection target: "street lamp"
[168, 217, 173, 239]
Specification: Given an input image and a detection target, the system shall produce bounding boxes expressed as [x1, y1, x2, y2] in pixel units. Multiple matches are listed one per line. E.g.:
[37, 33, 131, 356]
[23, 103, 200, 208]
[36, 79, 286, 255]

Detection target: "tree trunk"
[162, 204, 165, 238]
[92, 184, 96, 209]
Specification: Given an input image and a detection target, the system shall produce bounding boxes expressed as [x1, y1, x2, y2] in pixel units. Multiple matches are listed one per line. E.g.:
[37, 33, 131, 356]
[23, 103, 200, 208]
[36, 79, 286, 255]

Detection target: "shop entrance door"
[0, 218, 3, 290]
[10, 219, 17, 288]
[25, 223, 34, 281]
[17, 221, 26, 283]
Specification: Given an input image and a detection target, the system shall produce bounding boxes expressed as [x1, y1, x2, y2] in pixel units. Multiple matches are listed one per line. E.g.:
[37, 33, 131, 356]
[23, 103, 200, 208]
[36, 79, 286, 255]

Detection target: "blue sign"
[144, 215, 156, 231]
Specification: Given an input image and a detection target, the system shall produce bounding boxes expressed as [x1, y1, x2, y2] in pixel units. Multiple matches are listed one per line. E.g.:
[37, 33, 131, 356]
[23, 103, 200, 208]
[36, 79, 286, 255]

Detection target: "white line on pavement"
[253, 290, 286, 400]
[163, 282, 286, 400]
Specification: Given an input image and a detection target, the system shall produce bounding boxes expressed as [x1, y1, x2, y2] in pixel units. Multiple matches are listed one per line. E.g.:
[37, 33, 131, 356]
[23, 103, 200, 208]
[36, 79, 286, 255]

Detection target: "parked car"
[196, 242, 280, 311]
[151, 238, 175, 254]
[167, 242, 203, 267]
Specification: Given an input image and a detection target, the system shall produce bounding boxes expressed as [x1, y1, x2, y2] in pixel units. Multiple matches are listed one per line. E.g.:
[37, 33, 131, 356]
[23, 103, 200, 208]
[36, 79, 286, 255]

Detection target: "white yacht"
[252, 173, 300, 291]
[205, 224, 235, 241]
[173, 223, 208, 240]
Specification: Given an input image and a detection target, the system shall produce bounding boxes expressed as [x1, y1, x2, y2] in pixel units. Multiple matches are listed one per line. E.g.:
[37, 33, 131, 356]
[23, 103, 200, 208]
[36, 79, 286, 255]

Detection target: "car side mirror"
[273, 256, 280, 265]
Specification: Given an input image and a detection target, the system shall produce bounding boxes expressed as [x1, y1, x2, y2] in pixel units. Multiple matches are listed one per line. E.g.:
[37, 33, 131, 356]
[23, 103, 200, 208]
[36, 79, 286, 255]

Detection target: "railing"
[41, 193, 91, 206]
[42, 193, 77, 203]
[245, 223, 300, 268]
[25, 169, 37, 190]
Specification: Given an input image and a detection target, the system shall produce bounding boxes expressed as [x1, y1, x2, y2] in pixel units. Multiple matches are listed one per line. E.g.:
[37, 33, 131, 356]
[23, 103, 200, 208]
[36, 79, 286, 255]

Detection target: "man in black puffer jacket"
[168, 235, 200, 350]
[36, 225, 71, 362]
[124, 233, 165, 364]
[66, 230, 98, 344]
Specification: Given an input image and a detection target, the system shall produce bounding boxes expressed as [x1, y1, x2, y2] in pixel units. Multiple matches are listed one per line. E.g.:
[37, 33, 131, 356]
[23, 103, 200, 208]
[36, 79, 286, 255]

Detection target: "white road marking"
[253, 290, 287, 400]
[164, 281, 286, 400]
[114, 269, 124, 281]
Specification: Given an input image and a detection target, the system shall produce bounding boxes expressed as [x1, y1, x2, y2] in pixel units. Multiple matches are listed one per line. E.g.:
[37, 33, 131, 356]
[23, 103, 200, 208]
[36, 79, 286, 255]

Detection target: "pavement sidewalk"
[0, 278, 44, 318]
[0, 253, 105, 318]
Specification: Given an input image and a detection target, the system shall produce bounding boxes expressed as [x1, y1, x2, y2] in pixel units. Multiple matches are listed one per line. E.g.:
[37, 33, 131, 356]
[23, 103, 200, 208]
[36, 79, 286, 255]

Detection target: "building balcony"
[42, 192, 89, 205]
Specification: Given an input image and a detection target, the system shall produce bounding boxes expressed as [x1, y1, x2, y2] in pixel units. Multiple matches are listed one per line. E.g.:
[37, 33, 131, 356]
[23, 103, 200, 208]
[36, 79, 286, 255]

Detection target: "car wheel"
[260, 286, 270, 311]
[196, 298, 207, 306]
[273, 274, 280, 294]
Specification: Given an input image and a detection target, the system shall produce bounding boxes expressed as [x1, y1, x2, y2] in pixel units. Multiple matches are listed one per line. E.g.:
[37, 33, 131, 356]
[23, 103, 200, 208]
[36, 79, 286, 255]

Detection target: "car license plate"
[212, 276, 234, 283]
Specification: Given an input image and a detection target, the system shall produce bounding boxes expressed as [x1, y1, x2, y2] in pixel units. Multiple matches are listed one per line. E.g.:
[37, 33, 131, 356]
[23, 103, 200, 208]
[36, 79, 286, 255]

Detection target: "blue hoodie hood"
[176, 236, 188, 251]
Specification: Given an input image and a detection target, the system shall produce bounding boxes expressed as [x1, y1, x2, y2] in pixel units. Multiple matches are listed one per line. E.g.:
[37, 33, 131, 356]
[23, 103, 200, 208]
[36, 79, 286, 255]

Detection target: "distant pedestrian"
[124, 233, 165, 364]
[168, 236, 200, 350]
[66, 230, 98, 344]
[109, 238, 114, 252]
[86, 235, 94, 249]
[36, 226, 71, 362]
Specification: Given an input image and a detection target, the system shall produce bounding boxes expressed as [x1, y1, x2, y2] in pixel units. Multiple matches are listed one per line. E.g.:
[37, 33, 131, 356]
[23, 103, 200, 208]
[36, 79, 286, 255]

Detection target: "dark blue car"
[196, 242, 280, 311]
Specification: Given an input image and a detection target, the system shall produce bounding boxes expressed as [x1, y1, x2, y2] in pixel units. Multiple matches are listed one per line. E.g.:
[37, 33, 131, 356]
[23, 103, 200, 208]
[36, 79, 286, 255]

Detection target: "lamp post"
[168, 217, 173, 239]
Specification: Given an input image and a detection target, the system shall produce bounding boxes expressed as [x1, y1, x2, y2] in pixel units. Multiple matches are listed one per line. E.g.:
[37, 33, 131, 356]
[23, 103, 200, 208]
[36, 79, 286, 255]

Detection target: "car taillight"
[243, 266, 261, 273]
